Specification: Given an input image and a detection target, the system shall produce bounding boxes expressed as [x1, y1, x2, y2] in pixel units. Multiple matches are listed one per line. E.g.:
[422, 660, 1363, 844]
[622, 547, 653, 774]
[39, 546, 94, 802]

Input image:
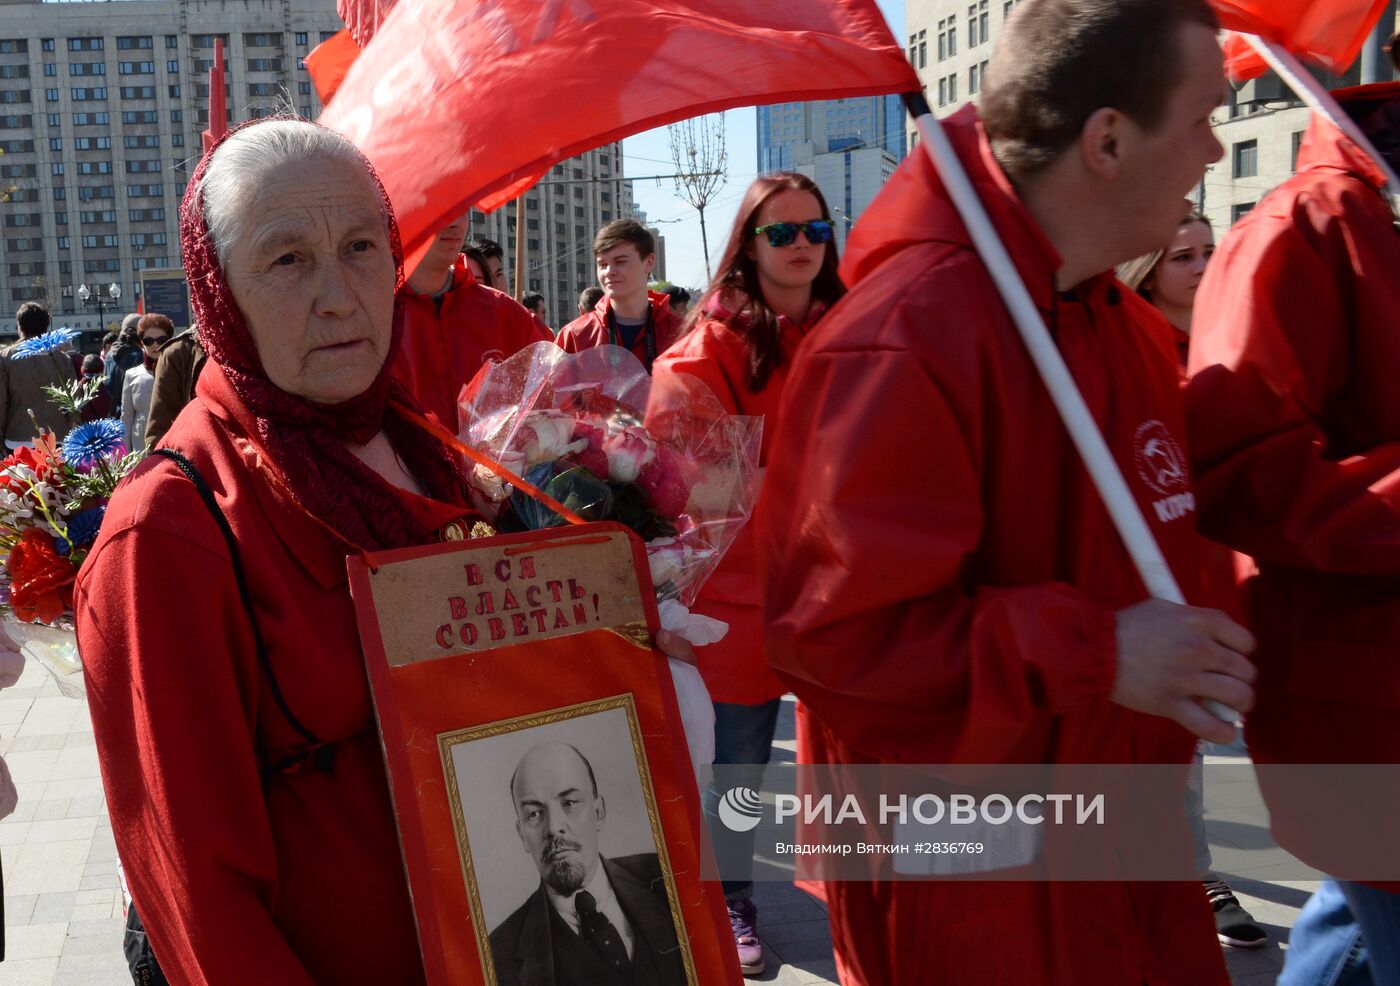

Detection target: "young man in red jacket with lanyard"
[1187, 83, 1400, 983]
[556, 219, 684, 373]
[391, 213, 553, 431]
[760, 1, 1257, 982]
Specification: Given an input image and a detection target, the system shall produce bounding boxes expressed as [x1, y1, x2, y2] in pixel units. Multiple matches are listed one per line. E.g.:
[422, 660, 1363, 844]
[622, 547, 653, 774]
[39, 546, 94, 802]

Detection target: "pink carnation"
[602, 426, 658, 483]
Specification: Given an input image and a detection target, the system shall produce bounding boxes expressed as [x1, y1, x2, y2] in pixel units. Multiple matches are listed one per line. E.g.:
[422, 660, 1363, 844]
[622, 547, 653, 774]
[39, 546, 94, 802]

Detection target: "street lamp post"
[76, 282, 122, 334]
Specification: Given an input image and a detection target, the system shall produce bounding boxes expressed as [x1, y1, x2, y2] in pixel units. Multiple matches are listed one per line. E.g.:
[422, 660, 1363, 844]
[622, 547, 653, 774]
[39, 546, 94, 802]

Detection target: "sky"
[622, 0, 906, 291]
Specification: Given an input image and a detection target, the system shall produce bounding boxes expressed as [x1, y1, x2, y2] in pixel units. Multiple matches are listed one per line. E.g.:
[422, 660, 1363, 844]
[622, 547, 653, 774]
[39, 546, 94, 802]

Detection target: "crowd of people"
[0, 0, 1388, 982]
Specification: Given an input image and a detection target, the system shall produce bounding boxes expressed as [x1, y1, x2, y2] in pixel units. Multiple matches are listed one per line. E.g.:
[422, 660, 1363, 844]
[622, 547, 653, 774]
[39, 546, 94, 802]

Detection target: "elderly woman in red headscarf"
[74, 120, 477, 984]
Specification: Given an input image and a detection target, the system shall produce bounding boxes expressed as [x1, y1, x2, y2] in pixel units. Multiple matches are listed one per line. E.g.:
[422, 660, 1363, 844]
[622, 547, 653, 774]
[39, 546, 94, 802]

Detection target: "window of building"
[1232, 201, 1256, 223]
[41, 39, 54, 53]
[192, 34, 228, 50]
[67, 38, 102, 52]
[123, 134, 159, 149]
[297, 80, 310, 95]
[117, 36, 153, 50]
[0, 65, 28, 79]
[246, 58, 283, 72]
[0, 40, 28, 54]
[45, 89, 57, 102]
[119, 62, 155, 75]
[77, 161, 113, 174]
[125, 159, 161, 173]
[244, 33, 280, 47]
[169, 84, 181, 98]
[938, 77, 947, 107]
[46, 113, 59, 126]
[166, 35, 178, 49]
[71, 87, 107, 101]
[53, 187, 65, 201]
[43, 63, 56, 77]
[171, 133, 184, 147]
[70, 62, 106, 77]
[969, 64, 980, 94]
[170, 109, 182, 123]
[295, 32, 308, 47]
[948, 73, 958, 103]
[122, 110, 156, 124]
[936, 20, 947, 61]
[57, 236, 69, 249]
[1232, 139, 1258, 178]
[120, 86, 156, 100]
[167, 59, 179, 73]
[50, 162, 63, 176]
[248, 82, 278, 97]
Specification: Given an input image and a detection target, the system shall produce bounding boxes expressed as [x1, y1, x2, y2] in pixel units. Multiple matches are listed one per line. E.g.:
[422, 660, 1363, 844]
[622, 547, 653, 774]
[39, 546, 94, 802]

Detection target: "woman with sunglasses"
[652, 171, 844, 975]
[120, 312, 173, 453]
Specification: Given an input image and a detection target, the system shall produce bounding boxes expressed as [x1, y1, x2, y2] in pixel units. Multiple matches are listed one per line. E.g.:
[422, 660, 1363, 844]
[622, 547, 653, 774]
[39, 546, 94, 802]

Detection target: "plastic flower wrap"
[458, 342, 762, 606]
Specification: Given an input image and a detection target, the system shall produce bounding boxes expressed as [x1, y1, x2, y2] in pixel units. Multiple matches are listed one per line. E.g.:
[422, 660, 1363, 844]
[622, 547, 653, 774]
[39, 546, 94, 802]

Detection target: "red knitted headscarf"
[180, 119, 466, 551]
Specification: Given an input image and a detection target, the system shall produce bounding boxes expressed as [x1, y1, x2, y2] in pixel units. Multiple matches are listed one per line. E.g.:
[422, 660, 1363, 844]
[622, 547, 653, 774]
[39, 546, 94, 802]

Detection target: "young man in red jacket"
[760, 1, 1256, 982]
[1187, 83, 1400, 983]
[556, 219, 683, 372]
[391, 213, 553, 431]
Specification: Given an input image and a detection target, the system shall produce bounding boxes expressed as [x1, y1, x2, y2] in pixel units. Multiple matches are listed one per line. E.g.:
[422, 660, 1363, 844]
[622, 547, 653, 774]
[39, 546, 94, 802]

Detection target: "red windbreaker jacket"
[392, 255, 553, 431]
[75, 363, 473, 984]
[556, 290, 684, 370]
[1187, 84, 1400, 883]
[652, 295, 825, 705]
[759, 106, 1226, 985]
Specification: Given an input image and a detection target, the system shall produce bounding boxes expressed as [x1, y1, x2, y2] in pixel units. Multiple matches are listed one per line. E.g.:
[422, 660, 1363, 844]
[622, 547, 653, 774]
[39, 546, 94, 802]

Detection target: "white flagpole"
[905, 96, 1237, 724]
[1246, 34, 1400, 205]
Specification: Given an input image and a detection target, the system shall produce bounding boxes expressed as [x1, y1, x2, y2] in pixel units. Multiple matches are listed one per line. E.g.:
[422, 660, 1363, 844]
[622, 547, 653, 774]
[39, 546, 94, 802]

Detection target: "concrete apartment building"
[0, 0, 347, 345]
[465, 146, 648, 331]
[756, 95, 906, 255]
[905, 0, 1399, 237]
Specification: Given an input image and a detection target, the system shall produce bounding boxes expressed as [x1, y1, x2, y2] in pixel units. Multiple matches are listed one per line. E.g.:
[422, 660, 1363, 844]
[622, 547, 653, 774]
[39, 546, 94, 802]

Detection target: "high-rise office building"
[0, 0, 344, 344]
[756, 95, 906, 254]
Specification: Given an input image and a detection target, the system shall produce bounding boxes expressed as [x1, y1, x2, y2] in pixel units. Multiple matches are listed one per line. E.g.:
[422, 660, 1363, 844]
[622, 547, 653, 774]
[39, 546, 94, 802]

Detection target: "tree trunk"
[698, 206, 711, 281]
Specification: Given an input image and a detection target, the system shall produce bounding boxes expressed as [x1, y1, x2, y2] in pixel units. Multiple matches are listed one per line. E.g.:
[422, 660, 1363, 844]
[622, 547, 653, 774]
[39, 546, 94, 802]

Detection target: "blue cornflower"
[8, 327, 81, 360]
[54, 505, 106, 556]
[61, 418, 126, 470]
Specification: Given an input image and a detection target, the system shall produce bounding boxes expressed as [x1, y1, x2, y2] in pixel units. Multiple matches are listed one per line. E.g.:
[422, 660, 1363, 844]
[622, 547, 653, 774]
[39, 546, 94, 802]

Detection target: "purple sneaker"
[728, 897, 766, 974]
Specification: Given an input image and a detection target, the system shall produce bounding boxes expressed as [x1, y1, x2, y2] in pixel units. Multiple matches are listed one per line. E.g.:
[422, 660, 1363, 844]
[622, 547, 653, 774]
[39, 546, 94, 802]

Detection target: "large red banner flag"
[1211, 0, 1391, 79]
[318, 0, 920, 268]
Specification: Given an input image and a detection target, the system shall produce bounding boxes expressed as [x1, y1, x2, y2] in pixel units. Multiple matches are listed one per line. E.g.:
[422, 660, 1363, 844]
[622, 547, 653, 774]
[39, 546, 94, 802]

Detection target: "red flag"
[1211, 0, 1391, 79]
[335, 0, 397, 48]
[199, 37, 228, 153]
[318, 0, 919, 269]
[305, 28, 361, 105]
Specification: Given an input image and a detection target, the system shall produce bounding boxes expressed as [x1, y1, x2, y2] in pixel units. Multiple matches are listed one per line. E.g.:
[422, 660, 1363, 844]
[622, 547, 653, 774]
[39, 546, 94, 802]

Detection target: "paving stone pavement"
[0, 662, 1313, 985]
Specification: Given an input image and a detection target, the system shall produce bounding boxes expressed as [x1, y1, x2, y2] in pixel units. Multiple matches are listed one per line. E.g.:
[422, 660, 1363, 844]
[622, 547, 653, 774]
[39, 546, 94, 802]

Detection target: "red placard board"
[349, 523, 739, 986]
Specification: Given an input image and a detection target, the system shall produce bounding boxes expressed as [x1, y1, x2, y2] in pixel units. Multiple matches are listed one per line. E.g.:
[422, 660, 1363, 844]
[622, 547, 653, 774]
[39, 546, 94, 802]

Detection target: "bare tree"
[668, 113, 728, 280]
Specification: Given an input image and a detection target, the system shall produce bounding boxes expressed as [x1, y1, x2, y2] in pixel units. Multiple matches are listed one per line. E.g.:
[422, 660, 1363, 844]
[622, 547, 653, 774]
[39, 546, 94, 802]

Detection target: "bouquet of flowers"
[0, 363, 142, 695]
[458, 342, 763, 610]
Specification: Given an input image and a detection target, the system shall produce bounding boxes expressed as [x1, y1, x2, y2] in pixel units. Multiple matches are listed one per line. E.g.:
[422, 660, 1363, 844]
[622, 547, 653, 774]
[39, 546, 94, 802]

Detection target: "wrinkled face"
[223, 156, 395, 404]
[747, 188, 828, 296]
[1149, 219, 1214, 314]
[512, 743, 604, 895]
[596, 243, 653, 302]
[1114, 23, 1225, 262]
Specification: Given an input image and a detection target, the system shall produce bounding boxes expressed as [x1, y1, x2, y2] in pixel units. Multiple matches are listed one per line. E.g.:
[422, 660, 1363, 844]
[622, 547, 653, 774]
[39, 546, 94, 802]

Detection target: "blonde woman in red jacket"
[652, 172, 845, 975]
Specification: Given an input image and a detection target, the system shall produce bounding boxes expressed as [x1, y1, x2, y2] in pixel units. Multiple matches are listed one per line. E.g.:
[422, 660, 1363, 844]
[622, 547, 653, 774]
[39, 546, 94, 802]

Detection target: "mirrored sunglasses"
[754, 220, 834, 248]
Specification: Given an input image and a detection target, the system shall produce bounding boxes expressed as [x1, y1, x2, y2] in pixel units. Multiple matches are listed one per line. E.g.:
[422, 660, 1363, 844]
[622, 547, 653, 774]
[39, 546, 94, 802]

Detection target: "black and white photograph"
[440, 697, 695, 986]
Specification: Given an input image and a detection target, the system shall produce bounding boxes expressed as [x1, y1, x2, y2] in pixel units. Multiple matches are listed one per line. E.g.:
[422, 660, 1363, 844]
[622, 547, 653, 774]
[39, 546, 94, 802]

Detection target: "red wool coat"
[1187, 83, 1400, 885]
[759, 107, 1226, 985]
[392, 255, 553, 432]
[651, 296, 824, 705]
[75, 363, 474, 985]
[556, 290, 684, 369]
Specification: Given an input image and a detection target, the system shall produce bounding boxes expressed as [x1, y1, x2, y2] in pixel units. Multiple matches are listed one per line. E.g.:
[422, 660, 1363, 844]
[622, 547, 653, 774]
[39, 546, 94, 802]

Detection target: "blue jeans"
[703, 698, 781, 900]
[1278, 878, 1400, 986]
[1340, 880, 1400, 985]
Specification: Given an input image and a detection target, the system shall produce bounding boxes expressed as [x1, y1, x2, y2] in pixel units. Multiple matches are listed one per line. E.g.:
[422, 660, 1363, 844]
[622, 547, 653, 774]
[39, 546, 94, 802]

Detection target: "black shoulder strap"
[151, 448, 334, 776]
